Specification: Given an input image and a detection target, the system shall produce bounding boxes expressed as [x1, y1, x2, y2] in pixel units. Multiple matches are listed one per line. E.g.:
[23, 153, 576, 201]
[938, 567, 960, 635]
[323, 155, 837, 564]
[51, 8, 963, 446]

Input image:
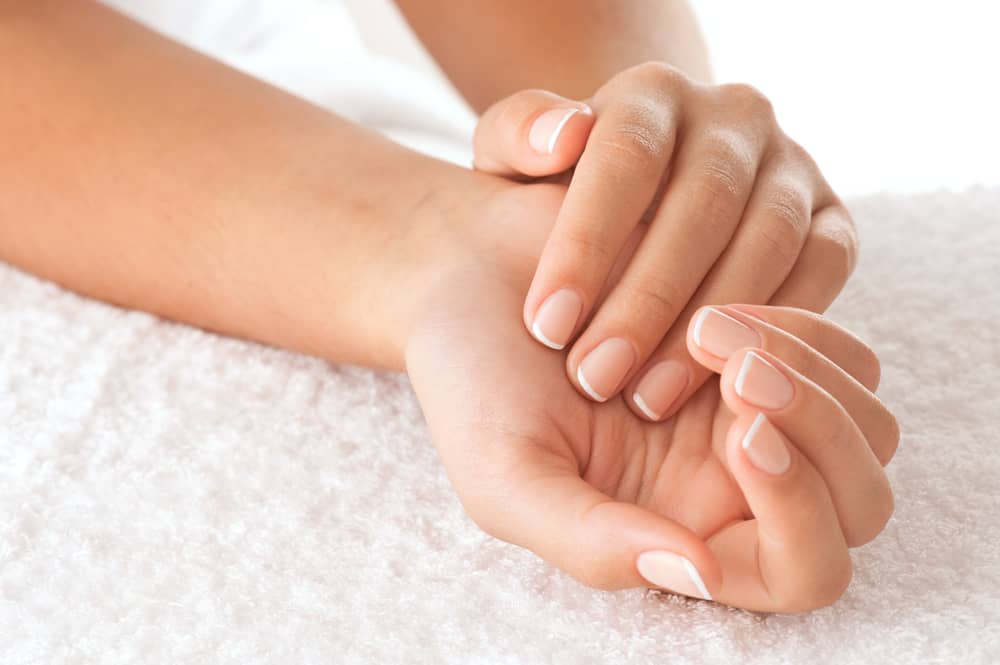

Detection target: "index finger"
[524, 65, 683, 352]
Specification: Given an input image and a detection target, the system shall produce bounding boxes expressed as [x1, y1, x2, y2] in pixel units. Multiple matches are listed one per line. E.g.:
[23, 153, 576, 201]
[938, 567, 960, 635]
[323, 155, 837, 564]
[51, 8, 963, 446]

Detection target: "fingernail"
[734, 351, 794, 410]
[531, 289, 583, 350]
[633, 360, 689, 421]
[742, 413, 791, 475]
[577, 338, 635, 402]
[692, 307, 762, 359]
[529, 107, 583, 155]
[636, 551, 713, 601]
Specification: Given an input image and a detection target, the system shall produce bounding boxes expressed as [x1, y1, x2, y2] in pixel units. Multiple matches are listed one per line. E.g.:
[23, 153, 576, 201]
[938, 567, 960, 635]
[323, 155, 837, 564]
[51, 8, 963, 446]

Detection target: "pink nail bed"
[530, 289, 582, 350]
[529, 107, 582, 155]
[577, 338, 635, 402]
[692, 307, 762, 359]
[742, 413, 791, 475]
[734, 351, 795, 410]
[633, 360, 689, 420]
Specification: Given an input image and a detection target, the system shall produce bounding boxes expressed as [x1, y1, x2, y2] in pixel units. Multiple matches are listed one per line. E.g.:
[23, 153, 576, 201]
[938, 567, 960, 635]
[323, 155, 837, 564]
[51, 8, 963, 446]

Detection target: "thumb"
[465, 451, 718, 599]
[473, 89, 594, 178]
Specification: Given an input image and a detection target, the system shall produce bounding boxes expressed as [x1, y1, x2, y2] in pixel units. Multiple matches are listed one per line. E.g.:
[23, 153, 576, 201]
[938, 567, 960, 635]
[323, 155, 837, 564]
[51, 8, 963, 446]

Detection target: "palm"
[406, 185, 750, 549]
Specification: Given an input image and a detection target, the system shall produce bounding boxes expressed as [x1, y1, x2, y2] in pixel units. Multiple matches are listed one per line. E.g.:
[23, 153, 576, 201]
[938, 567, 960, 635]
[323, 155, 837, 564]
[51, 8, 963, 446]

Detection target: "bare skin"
[473, 81, 857, 420]
[0, 2, 897, 610]
[393, 0, 713, 108]
[408, 184, 897, 611]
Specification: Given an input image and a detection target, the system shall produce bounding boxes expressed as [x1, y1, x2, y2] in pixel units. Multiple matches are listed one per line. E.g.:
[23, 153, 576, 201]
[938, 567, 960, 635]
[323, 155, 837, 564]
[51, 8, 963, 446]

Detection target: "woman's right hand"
[471, 64, 858, 426]
[405, 183, 897, 611]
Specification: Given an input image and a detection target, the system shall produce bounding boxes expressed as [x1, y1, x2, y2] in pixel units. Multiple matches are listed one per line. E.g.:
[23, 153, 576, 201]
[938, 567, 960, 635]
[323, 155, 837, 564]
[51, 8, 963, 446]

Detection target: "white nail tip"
[681, 557, 714, 601]
[734, 351, 763, 398]
[531, 321, 565, 350]
[692, 308, 710, 348]
[576, 366, 608, 402]
[633, 393, 661, 421]
[547, 108, 579, 154]
[742, 412, 767, 450]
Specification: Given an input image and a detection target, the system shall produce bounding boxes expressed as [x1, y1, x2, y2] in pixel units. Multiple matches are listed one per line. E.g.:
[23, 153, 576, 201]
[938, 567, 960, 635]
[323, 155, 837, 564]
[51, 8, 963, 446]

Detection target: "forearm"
[393, 0, 712, 110]
[0, 1, 490, 370]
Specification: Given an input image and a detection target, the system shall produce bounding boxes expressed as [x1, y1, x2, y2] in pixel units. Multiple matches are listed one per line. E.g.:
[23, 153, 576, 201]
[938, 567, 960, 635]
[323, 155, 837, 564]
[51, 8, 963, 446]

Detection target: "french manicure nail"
[531, 289, 583, 350]
[577, 338, 635, 402]
[692, 307, 762, 359]
[636, 550, 713, 600]
[529, 107, 583, 155]
[742, 413, 791, 475]
[734, 351, 795, 410]
[633, 360, 689, 421]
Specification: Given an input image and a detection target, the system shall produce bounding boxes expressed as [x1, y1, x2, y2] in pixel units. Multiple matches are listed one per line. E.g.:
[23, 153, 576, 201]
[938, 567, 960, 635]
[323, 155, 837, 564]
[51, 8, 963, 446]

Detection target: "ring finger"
[623, 153, 820, 420]
[567, 124, 766, 402]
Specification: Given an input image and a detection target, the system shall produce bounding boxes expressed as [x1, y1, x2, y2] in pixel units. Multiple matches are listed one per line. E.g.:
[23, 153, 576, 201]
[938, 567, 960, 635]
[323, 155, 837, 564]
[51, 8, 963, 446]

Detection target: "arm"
[0, 1, 499, 370]
[392, 0, 713, 109]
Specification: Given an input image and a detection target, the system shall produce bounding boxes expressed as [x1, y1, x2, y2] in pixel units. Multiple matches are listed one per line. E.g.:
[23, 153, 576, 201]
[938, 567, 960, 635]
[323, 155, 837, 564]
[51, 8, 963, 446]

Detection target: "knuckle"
[595, 103, 673, 174]
[718, 82, 775, 119]
[846, 482, 895, 547]
[809, 405, 855, 457]
[796, 308, 837, 349]
[853, 341, 882, 391]
[755, 214, 806, 269]
[811, 558, 854, 608]
[779, 556, 853, 612]
[595, 127, 663, 173]
[764, 180, 811, 230]
[699, 130, 756, 193]
[867, 404, 901, 467]
[693, 161, 744, 214]
[622, 275, 685, 323]
[562, 225, 615, 268]
[780, 136, 815, 168]
[682, 147, 753, 230]
[756, 184, 811, 265]
[882, 410, 901, 462]
[627, 60, 690, 91]
[811, 216, 859, 286]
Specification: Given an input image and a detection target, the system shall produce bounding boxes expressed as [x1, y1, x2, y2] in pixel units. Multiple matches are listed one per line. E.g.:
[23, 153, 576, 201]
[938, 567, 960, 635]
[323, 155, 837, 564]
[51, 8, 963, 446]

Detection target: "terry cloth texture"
[2, 188, 999, 664]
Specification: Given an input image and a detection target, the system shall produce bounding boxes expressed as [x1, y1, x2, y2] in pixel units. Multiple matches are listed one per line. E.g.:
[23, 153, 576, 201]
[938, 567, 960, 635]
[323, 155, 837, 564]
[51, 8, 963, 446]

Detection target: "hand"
[472, 63, 858, 424]
[406, 184, 897, 612]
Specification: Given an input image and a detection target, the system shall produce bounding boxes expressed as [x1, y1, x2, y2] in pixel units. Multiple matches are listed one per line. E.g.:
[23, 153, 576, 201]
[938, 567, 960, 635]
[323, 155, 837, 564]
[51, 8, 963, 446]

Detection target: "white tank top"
[99, 0, 475, 164]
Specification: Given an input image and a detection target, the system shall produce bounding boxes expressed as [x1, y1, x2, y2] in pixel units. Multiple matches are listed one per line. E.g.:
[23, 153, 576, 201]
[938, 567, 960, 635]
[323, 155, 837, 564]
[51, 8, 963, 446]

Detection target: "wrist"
[396, 178, 567, 371]
[342, 155, 514, 371]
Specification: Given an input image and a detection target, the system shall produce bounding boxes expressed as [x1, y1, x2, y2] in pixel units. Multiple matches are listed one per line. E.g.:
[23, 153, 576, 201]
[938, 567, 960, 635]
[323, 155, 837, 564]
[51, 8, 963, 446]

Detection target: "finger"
[464, 447, 720, 599]
[708, 412, 852, 612]
[473, 89, 594, 179]
[685, 305, 899, 466]
[567, 124, 765, 403]
[622, 157, 814, 419]
[722, 304, 881, 391]
[718, 348, 894, 547]
[767, 204, 859, 312]
[523, 65, 684, 354]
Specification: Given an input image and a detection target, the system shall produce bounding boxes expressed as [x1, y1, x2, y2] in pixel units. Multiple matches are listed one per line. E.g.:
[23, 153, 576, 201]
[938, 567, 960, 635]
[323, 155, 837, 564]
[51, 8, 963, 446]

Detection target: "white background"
[354, 0, 1000, 197]
[693, 1, 1000, 195]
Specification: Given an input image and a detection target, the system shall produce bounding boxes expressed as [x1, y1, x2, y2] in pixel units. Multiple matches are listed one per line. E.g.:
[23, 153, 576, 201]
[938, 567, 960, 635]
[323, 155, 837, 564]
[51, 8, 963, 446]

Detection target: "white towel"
[3, 187, 999, 664]
[3, 5, 999, 663]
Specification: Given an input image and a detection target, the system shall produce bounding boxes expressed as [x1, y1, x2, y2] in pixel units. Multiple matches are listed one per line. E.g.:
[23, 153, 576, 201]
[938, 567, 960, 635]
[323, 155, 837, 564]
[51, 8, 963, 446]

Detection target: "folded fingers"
[688, 305, 899, 465]
[709, 412, 852, 612]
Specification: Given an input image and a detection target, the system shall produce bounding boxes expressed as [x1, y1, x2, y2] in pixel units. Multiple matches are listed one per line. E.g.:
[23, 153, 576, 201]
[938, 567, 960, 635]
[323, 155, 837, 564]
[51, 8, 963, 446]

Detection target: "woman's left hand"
[472, 62, 857, 423]
[406, 183, 898, 611]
